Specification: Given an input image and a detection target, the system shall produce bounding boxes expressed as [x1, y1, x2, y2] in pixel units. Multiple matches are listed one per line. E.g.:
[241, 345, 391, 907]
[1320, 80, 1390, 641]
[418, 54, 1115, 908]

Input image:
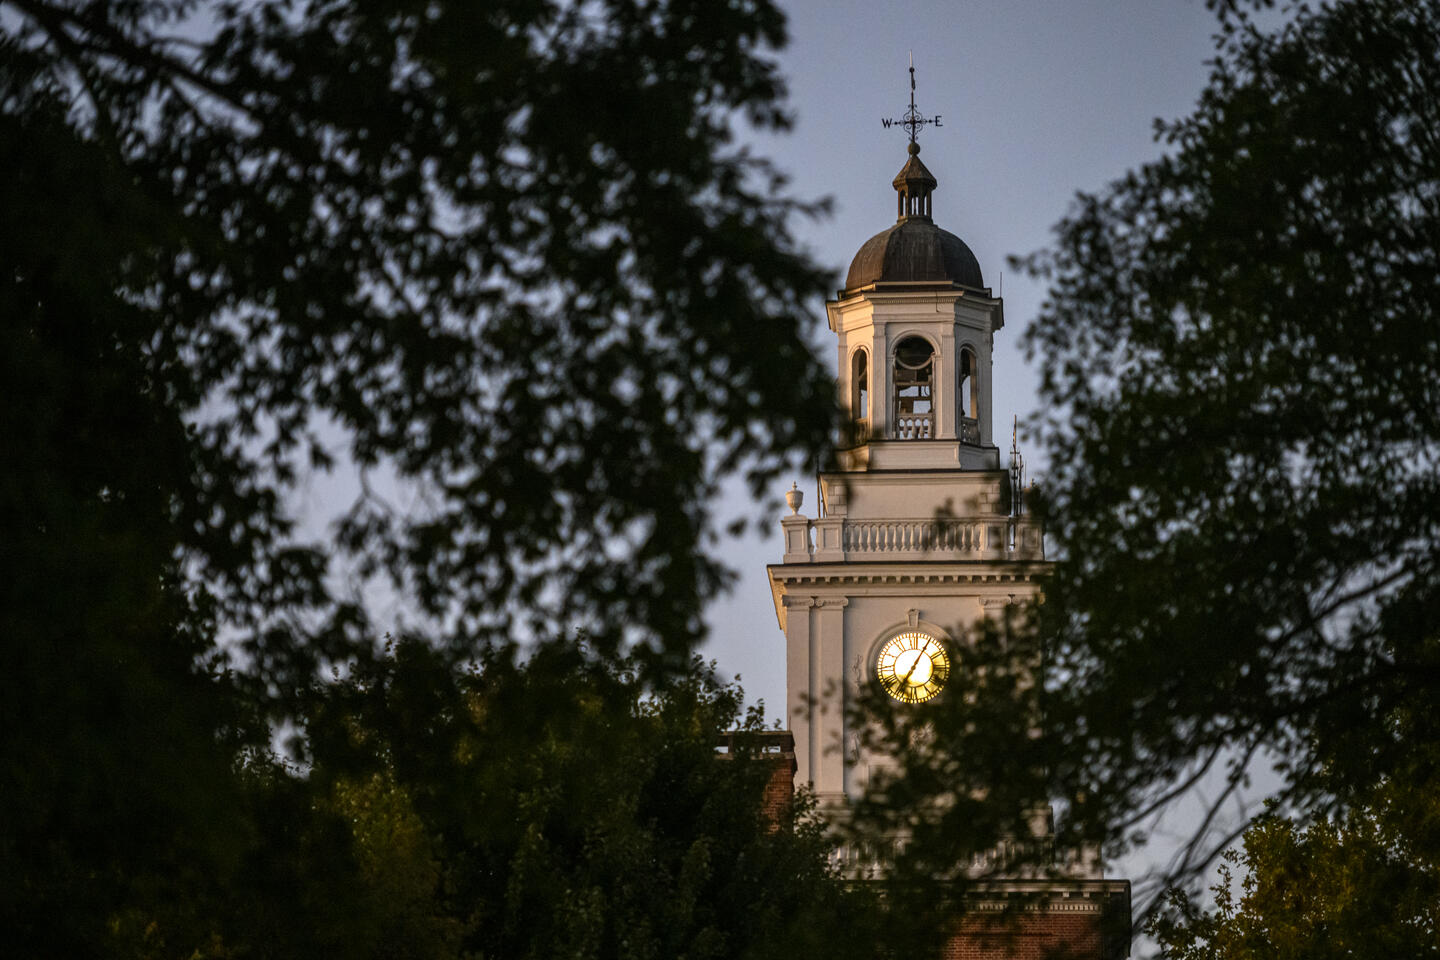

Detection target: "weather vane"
[881, 52, 942, 145]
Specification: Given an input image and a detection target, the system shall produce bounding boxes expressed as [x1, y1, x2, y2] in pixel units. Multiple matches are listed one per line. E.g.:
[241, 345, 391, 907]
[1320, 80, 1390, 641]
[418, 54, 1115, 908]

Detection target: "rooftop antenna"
[1009, 416, 1026, 518]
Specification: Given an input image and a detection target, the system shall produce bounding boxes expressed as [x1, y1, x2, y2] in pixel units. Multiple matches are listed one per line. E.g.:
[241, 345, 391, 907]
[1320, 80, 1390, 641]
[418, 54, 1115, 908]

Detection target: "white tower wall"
[770, 276, 1046, 808]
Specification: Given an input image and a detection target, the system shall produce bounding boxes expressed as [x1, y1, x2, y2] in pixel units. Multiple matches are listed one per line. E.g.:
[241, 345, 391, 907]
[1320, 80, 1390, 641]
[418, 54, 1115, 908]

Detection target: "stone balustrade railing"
[844, 415, 978, 444]
[893, 413, 933, 439]
[844, 518, 982, 553]
[781, 515, 1044, 563]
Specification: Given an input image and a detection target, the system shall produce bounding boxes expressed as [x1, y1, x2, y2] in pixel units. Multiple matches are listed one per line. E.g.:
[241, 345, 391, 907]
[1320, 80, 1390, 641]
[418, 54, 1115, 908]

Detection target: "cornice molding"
[768, 567, 1044, 589]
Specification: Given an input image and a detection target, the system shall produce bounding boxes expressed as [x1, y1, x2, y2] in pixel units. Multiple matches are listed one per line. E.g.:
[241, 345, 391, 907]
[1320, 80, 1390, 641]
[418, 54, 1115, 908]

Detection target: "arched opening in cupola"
[850, 348, 870, 442]
[892, 337, 935, 439]
[958, 346, 979, 444]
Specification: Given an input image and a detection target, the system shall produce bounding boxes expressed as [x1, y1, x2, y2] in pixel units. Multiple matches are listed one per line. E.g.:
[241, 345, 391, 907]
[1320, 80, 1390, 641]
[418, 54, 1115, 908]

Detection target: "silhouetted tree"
[1150, 778, 1440, 959]
[101, 642, 880, 960]
[2, 0, 838, 951]
[842, 0, 1440, 927]
[1014, 0, 1440, 899]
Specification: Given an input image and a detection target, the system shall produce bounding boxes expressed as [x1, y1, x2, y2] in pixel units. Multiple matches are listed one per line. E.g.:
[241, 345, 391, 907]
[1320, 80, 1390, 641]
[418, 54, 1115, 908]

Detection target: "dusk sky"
[707, 0, 1225, 723]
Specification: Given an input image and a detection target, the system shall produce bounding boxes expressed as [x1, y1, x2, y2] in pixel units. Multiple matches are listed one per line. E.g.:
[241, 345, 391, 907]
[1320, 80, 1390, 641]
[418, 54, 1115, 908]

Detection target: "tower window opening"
[851, 349, 870, 443]
[959, 347, 979, 444]
[893, 337, 935, 440]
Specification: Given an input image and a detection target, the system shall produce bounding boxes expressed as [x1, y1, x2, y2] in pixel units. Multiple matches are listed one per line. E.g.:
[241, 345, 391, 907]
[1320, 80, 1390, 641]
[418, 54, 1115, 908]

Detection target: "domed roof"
[843, 142, 984, 293]
[845, 218, 984, 291]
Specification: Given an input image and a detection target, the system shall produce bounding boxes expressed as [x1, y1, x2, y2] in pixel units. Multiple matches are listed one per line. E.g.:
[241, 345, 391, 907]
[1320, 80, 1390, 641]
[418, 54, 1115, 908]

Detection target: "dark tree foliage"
[1150, 779, 1440, 960]
[299, 641, 881, 960]
[841, 612, 1065, 939]
[91, 643, 881, 959]
[840, 0, 1440, 928]
[3, 0, 835, 693]
[1011, 0, 1440, 896]
[1, 0, 838, 952]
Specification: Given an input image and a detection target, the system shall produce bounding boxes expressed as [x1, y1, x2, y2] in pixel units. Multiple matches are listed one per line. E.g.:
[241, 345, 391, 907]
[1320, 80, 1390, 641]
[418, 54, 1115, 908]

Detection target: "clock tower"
[767, 134, 1038, 807]
[765, 107, 1130, 958]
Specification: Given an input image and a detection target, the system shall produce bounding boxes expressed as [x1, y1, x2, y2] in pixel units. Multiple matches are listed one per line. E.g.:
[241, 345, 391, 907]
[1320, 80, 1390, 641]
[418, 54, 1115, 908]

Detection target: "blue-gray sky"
[705, 0, 1224, 721]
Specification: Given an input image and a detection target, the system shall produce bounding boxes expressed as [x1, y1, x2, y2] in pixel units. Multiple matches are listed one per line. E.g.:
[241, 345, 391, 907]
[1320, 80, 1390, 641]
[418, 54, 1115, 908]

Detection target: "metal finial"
[1009, 416, 1026, 518]
[882, 54, 942, 145]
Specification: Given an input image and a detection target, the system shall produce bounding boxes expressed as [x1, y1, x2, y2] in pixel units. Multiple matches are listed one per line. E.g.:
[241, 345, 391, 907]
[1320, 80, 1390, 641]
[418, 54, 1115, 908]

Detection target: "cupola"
[826, 117, 1003, 469]
[844, 142, 985, 292]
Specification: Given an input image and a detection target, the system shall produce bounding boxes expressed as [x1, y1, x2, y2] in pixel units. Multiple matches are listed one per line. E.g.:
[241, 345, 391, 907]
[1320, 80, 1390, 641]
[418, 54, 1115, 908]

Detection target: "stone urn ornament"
[785, 481, 803, 515]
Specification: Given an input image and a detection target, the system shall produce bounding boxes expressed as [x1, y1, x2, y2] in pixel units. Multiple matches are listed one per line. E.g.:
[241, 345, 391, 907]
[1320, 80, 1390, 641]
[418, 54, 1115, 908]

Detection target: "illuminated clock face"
[876, 631, 950, 703]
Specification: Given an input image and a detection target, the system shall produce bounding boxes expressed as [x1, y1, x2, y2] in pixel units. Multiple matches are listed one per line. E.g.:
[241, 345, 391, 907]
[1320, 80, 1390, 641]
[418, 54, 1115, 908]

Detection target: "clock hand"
[902, 638, 932, 685]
